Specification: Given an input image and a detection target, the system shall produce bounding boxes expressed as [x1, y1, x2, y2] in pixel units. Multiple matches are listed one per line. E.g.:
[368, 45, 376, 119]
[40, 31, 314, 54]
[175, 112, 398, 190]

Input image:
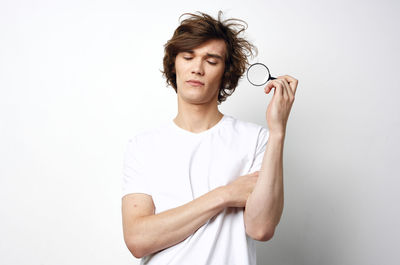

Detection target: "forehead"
[185, 39, 227, 57]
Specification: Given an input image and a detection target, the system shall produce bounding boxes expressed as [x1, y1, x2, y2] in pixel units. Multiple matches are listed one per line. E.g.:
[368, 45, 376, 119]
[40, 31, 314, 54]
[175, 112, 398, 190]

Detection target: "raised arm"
[244, 75, 298, 241]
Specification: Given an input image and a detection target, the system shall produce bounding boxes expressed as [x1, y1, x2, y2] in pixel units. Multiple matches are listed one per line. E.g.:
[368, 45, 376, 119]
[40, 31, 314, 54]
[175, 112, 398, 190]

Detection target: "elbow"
[124, 235, 148, 259]
[257, 228, 275, 242]
[246, 226, 276, 242]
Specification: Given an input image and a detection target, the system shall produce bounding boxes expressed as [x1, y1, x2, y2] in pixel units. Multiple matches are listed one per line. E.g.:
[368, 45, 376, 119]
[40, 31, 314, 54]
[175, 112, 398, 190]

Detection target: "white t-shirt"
[122, 114, 269, 265]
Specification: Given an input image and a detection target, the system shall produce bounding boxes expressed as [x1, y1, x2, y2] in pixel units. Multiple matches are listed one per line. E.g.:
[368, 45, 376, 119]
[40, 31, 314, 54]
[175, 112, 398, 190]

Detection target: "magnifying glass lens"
[246, 63, 275, 86]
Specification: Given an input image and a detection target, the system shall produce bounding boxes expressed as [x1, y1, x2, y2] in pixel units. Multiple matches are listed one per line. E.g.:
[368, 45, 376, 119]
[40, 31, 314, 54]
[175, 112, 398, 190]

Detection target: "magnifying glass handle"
[270, 76, 277, 80]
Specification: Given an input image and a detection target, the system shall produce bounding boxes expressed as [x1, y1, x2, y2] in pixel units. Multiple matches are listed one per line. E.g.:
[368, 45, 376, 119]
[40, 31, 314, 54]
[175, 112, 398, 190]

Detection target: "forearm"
[129, 187, 227, 258]
[244, 133, 285, 240]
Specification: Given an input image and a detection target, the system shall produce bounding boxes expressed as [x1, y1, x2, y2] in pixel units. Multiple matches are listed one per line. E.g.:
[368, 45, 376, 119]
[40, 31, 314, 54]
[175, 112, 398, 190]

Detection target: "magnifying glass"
[246, 63, 276, 86]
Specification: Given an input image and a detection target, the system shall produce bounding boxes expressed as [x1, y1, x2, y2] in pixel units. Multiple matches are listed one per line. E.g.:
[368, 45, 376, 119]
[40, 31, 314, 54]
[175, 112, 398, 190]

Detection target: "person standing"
[121, 11, 298, 265]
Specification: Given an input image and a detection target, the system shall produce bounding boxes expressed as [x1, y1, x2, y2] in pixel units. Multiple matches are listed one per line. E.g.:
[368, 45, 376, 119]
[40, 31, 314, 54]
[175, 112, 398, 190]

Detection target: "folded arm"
[122, 187, 227, 259]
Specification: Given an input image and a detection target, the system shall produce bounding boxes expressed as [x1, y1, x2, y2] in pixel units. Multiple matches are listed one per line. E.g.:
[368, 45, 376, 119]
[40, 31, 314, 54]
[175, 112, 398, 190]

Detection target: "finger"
[277, 76, 293, 100]
[280, 75, 298, 95]
[274, 79, 284, 98]
[264, 79, 283, 97]
[277, 75, 297, 95]
[277, 76, 290, 100]
[264, 81, 274, 94]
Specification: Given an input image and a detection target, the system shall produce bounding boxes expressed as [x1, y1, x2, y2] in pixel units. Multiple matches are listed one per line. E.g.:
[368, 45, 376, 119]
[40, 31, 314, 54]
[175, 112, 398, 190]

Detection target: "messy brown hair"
[162, 11, 257, 104]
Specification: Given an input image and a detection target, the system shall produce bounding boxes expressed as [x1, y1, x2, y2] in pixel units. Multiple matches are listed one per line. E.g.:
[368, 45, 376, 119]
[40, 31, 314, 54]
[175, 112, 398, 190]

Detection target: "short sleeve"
[121, 137, 152, 198]
[248, 126, 269, 173]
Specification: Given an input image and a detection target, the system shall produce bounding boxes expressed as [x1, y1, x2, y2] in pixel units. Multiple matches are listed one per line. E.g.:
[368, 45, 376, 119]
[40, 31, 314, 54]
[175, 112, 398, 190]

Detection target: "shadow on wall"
[255, 140, 364, 265]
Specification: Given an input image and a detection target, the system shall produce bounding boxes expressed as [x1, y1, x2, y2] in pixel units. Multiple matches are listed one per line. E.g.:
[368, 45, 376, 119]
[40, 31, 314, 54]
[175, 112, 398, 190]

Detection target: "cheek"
[175, 59, 190, 74]
[174, 62, 184, 83]
[211, 68, 225, 84]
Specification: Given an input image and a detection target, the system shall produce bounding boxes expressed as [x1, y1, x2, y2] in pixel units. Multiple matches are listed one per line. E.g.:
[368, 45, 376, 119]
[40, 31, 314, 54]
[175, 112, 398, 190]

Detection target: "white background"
[1, 0, 399, 264]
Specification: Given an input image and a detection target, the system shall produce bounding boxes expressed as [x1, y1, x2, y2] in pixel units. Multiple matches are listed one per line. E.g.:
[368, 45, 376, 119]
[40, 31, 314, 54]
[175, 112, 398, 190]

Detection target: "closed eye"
[181, 53, 218, 65]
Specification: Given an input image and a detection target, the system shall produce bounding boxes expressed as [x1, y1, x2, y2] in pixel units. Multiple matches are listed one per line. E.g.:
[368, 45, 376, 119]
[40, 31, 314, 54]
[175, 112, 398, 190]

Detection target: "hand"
[223, 171, 259, 208]
[264, 75, 298, 136]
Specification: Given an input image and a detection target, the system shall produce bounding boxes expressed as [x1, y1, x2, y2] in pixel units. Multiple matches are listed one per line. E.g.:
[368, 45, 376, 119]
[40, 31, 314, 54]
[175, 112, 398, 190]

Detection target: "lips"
[187, 80, 204, 86]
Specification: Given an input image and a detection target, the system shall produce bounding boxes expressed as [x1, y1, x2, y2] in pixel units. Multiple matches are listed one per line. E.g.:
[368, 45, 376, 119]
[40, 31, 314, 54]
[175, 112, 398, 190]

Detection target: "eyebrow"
[183, 50, 224, 60]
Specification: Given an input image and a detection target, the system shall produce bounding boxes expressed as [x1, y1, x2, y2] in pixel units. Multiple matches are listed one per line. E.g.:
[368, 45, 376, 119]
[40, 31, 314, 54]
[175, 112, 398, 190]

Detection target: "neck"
[173, 97, 223, 134]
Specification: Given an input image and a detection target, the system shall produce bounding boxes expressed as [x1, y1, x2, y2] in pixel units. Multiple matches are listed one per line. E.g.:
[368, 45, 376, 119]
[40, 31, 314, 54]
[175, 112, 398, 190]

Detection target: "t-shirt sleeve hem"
[121, 189, 153, 199]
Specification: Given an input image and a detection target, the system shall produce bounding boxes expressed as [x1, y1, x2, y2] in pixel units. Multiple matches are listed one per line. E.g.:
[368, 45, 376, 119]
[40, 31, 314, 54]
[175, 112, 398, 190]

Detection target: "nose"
[191, 59, 204, 76]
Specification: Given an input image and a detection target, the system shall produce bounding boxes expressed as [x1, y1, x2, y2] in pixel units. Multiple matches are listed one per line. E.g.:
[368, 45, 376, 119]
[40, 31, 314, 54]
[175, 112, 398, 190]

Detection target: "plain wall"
[1, 0, 399, 264]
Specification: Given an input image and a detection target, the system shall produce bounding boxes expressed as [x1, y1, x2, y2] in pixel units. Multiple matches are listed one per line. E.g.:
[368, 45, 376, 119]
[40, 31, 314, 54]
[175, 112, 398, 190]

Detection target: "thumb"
[264, 81, 274, 94]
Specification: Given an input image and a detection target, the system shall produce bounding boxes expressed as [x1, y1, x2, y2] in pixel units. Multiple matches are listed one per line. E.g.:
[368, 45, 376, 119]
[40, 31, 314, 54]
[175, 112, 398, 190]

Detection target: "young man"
[121, 11, 298, 265]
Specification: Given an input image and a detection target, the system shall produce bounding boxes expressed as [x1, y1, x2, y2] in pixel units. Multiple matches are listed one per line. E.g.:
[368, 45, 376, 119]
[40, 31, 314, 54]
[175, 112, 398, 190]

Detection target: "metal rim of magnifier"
[246, 62, 276, 86]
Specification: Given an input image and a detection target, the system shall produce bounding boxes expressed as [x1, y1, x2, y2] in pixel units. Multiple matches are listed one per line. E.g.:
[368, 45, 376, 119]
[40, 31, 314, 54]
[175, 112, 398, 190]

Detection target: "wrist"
[269, 131, 286, 141]
[214, 186, 231, 208]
